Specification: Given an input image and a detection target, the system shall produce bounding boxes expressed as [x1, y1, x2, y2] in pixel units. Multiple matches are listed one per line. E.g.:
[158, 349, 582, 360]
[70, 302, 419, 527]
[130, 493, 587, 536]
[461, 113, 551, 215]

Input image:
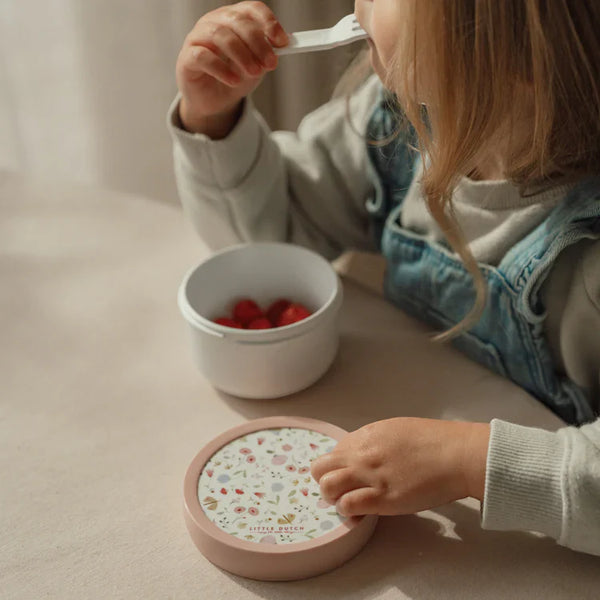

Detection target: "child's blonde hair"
[359, 1, 600, 340]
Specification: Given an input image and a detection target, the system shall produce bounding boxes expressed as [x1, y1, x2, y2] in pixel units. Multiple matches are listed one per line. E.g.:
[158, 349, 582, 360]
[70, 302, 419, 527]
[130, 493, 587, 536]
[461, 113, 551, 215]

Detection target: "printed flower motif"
[198, 428, 345, 545]
[202, 497, 218, 511]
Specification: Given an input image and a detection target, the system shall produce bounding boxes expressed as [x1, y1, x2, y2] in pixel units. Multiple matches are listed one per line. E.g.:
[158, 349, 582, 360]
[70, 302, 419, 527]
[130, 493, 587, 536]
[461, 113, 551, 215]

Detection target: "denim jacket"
[365, 91, 600, 425]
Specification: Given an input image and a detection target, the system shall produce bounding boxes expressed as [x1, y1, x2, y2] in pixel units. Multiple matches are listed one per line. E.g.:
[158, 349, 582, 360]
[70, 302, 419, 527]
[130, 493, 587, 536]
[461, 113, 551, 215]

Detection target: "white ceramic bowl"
[178, 243, 343, 399]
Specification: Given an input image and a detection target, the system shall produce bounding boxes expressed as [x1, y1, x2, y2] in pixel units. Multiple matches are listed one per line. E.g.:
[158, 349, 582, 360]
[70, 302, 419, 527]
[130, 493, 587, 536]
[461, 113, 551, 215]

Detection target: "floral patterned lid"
[198, 427, 346, 545]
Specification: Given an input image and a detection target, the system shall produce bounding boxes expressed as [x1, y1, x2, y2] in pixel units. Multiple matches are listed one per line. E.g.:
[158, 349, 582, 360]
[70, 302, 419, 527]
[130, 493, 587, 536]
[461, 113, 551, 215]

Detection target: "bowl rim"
[178, 242, 343, 343]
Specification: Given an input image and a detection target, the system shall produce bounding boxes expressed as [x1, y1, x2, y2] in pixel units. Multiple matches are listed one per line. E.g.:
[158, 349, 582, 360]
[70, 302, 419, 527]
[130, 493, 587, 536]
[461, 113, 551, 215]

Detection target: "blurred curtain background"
[0, 0, 357, 204]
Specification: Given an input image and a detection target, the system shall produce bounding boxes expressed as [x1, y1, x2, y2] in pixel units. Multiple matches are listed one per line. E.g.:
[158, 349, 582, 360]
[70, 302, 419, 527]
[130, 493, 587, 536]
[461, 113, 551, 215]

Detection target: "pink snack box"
[183, 416, 378, 580]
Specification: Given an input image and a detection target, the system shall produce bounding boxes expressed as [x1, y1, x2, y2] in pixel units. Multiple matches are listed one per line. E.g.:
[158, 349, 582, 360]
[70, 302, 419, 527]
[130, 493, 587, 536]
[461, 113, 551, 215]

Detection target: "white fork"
[274, 14, 369, 56]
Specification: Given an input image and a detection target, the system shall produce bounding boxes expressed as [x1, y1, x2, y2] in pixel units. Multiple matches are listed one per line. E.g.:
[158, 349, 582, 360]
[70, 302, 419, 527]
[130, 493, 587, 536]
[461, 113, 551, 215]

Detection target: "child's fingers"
[193, 3, 287, 70]
[237, 1, 289, 47]
[318, 468, 367, 504]
[202, 11, 279, 70]
[310, 451, 346, 483]
[336, 487, 380, 517]
[223, 15, 279, 69]
[182, 45, 241, 87]
[185, 20, 262, 79]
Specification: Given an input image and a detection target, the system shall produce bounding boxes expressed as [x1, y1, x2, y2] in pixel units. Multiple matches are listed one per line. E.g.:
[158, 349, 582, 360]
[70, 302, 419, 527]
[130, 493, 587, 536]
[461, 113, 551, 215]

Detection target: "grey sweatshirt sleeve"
[167, 76, 381, 260]
[482, 240, 600, 556]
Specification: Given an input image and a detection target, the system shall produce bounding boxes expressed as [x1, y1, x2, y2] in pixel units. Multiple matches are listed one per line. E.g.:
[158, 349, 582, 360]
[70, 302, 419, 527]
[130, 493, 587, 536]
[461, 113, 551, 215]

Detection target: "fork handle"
[274, 32, 368, 56]
[274, 32, 332, 56]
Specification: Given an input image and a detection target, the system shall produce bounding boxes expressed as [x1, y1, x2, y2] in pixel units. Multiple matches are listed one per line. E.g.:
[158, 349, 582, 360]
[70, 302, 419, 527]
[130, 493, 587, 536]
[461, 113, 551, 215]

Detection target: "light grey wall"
[0, 1, 356, 203]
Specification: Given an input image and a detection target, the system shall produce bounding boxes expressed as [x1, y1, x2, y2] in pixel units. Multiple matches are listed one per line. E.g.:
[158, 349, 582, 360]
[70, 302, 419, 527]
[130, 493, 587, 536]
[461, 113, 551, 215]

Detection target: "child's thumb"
[267, 22, 289, 48]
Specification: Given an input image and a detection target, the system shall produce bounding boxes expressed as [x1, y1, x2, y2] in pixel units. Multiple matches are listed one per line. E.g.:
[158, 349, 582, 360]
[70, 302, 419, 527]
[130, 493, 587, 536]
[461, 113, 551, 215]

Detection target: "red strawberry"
[233, 299, 263, 326]
[266, 299, 291, 326]
[276, 303, 312, 327]
[220, 488, 227, 495]
[247, 317, 272, 330]
[300, 488, 309, 497]
[214, 317, 244, 328]
[235, 489, 244, 495]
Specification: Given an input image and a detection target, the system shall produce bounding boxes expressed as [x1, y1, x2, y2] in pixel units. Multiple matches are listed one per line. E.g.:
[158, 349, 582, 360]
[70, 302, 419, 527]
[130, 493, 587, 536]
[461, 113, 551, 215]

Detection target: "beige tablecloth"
[2, 171, 598, 599]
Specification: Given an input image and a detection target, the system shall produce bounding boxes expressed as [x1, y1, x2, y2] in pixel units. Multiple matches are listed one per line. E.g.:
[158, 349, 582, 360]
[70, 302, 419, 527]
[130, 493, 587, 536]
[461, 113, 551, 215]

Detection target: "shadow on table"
[216, 329, 543, 431]
[224, 501, 597, 600]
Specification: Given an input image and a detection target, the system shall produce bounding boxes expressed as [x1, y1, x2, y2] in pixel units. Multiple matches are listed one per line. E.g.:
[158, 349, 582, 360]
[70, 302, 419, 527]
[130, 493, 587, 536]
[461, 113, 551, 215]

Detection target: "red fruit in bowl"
[247, 317, 272, 330]
[276, 303, 312, 327]
[214, 317, 244, 328]
[233, 299, 263, 326]
[266, 299, 291, 326]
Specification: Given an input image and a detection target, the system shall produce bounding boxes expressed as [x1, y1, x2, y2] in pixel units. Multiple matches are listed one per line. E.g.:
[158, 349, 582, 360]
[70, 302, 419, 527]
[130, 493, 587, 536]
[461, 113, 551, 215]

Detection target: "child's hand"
[175, 1, 288, 137]
[311, 417, 490, 516]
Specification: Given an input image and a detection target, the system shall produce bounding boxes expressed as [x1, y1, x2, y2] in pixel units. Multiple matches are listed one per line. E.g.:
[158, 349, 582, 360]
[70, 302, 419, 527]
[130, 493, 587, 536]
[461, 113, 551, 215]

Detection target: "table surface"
[2, 170, 599, 600]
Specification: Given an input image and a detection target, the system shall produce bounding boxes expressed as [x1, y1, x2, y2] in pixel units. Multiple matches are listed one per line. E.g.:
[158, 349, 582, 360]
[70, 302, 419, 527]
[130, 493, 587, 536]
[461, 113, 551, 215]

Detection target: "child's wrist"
[460, 422, 491, 502]
[178, 98, 243, 139]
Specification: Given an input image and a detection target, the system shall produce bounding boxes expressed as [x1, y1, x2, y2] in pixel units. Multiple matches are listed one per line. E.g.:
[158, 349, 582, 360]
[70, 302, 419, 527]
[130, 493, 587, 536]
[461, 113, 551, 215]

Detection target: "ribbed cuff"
[167, 93, 262, 190]
[481, 419, 566, 540]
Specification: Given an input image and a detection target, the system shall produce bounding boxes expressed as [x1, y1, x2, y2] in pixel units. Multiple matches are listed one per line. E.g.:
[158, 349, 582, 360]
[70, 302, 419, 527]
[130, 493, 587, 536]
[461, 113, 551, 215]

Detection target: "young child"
[168, 1, 600, 556]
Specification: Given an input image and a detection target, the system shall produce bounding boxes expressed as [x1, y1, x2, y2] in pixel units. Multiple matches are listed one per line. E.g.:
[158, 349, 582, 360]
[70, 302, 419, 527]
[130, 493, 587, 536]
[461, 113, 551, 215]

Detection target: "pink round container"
[183, 416, 378, 581]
